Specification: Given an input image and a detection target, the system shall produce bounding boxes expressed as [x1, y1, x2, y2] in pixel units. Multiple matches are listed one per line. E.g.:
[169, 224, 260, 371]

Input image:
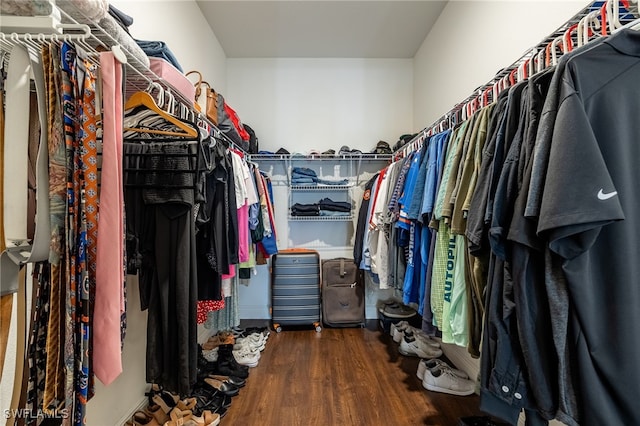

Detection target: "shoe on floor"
[422, 367, 475, 396]
[399, 334, 443, 358]
[393, 323, 440, 348]
[376, 298, 399, 314]
[232, 347, 260, 367]
[390, 320, 409, 339]
[416, 358, 468, 380]
[383, 303, 417, 319]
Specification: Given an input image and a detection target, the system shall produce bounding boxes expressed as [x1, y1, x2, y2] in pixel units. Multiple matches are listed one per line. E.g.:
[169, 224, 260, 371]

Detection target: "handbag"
[185, 70, 218, 126]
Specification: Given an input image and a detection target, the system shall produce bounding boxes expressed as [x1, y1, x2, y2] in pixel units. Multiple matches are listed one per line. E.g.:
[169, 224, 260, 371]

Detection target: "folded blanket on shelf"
[96, 13, 150, 68]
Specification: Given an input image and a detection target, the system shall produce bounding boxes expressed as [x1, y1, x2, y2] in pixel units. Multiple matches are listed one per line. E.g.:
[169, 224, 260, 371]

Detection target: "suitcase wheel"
[274, 324, 282, 333]
[314, 322, 322, 333]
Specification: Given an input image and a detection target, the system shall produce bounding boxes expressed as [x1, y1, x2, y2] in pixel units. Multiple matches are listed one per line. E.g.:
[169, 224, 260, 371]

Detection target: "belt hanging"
[1, 43, 51, 296]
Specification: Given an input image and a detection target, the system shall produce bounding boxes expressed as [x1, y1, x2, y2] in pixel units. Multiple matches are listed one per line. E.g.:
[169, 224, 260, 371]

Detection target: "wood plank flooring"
[222, 321, 484, 426]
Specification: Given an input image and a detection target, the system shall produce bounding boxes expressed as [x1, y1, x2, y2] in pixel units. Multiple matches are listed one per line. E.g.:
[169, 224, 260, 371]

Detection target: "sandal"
[145, 404, 170, 424]
[145, 384, 180, 414]
[124, 410, 161, 426]
[177, 397, 198, 411]
[165, 408, 220, 426]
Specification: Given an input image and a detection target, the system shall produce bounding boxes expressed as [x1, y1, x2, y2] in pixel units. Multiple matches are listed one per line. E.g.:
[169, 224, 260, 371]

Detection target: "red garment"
[224, 103, 250, 141]
[197, 299, 226, 324]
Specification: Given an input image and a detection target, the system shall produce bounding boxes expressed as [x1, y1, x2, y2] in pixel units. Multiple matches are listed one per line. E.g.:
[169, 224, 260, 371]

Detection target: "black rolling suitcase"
[271, 249, 322, 333]
[322, 258, 365, 327]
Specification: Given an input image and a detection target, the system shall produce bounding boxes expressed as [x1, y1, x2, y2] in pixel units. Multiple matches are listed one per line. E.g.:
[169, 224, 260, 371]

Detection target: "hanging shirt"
[533, 30, 640, 426]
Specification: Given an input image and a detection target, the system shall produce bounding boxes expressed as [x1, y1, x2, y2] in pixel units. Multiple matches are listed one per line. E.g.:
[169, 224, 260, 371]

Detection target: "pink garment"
[221, 264, 235, 280]
[93, 52, 125, 385]
[237, 203, 249, 263]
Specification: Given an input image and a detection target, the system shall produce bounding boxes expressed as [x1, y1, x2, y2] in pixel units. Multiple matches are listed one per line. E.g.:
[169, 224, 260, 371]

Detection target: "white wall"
[111, 0, 228, 93]
[413, 0, 586, 130]
[226, 58, 414, 152]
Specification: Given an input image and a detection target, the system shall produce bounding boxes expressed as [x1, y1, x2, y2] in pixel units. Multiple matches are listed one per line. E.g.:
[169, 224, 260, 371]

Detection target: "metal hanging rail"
[392, 0, 639, 160]
[0, 1, 245, 152]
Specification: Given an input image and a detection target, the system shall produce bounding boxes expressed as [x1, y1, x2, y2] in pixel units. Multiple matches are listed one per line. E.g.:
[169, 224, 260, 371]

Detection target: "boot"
[215, 344, 249, 379]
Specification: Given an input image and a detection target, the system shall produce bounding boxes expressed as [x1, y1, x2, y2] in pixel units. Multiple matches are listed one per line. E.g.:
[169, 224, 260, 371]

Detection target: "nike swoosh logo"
[597, 189, 618, 200]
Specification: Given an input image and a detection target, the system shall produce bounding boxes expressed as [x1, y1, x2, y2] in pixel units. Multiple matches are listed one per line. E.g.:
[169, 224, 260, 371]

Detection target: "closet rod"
[393, 0, 638, 159]
[51, 2, 250, 154]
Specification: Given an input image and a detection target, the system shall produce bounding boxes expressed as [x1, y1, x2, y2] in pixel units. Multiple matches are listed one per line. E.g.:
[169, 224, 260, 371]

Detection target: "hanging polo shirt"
[535, 29, 640, 426]
[514, 37, 608, 426]
[503, 68, 560, 422]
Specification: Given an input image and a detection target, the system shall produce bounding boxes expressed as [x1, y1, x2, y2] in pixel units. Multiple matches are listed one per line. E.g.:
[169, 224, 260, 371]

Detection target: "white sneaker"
[232, 347, 260, 367]
[399, 335, 443, 358]
[202, 347, 218, 362]
[390, 321, 409, 341]
[416, 358, 468, 380]
[393, 324, 441, 348]
[234, 338, 266, 352]
[403, 330, 441, 349]
[422, 367, 475, 396]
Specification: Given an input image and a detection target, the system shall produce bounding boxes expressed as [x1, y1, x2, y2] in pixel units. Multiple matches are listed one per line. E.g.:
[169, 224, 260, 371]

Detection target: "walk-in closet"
[1, 1, 639, 425]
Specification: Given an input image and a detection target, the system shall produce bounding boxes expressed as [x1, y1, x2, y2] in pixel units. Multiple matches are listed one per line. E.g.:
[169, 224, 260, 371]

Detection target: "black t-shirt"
[536, 29, 640, 426]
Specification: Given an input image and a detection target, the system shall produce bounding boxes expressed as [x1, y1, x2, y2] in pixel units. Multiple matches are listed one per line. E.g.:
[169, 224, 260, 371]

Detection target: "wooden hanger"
[124, 91, 198, 138]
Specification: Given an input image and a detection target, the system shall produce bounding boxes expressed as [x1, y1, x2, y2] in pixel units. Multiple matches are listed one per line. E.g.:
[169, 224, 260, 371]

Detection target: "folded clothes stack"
[290, 203, 320, 217]
[318, 197, 351, 212]
[291, 167, 349, 186]
[290, 198, 351, 217]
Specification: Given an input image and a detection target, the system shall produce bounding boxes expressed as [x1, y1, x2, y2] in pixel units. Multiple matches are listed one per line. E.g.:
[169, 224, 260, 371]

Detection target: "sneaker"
[232, 348, 260, 367]
[422, 367, 475, 396]
[234, 338, 266, 352]
[399, 335, 443, 358]
[403, 330, 441, 349]
[383, 303, 417, 319]
[376, 298, 398, 314]
[417, 358, 468, 380]
[390, 321, 409, 340]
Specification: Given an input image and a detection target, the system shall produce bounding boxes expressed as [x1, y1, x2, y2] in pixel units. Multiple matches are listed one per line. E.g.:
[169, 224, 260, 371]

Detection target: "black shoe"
[190, 386, 232, 417]
[208, 374, 246, 388]
[197, 347, 221, 381]
[203, 377, 240, 397]
[216, 344, 250, 378]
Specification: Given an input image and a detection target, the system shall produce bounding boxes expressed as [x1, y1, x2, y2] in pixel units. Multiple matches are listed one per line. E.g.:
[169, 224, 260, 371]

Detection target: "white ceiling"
[196, 1, 448, 58]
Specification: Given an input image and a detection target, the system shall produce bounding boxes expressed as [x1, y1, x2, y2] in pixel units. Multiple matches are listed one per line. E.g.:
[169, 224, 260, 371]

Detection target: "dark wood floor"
[222, 321, 484, 426]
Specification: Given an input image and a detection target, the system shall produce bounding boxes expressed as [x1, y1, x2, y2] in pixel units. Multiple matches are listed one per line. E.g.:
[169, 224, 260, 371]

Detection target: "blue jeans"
[135, 39, 183, 72]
